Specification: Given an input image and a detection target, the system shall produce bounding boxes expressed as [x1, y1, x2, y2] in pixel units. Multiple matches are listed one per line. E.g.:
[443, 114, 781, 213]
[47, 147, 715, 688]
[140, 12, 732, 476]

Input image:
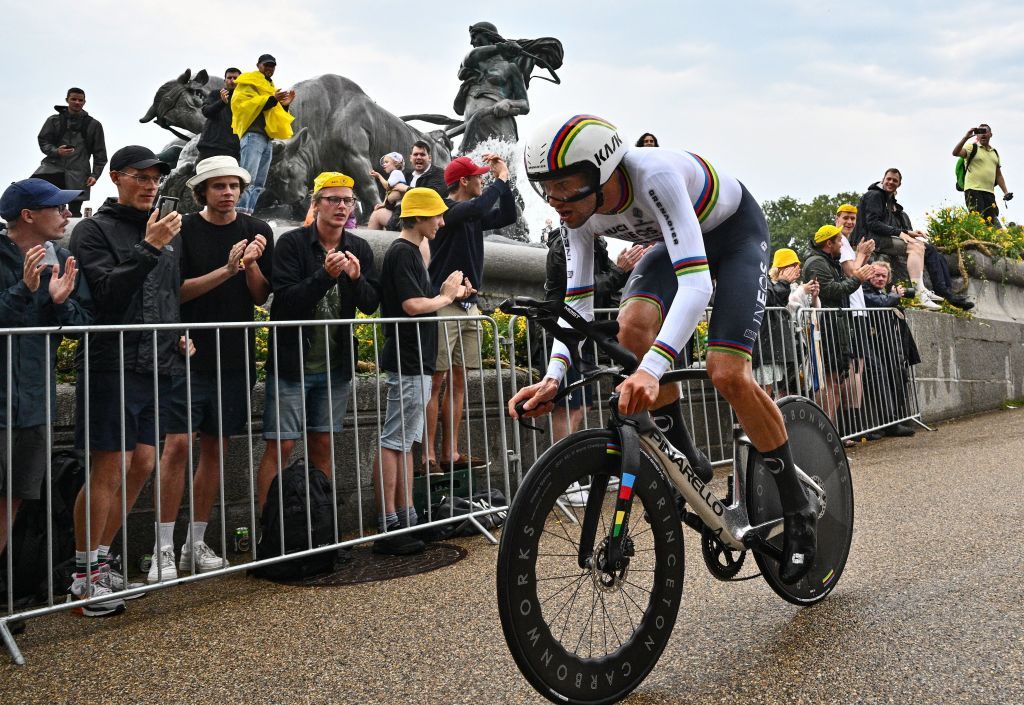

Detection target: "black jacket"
[33, 107, 107, 200]
[69, 198, 182, 374]
[0, 231, 93, 427]
[803, 249, 859, 364]
[851, 182, 906, 247]
[196, 88, 240, 159]
[267, 224, 379, 381]
[752, 280, 798, 370]
[402, 164, 447, 197]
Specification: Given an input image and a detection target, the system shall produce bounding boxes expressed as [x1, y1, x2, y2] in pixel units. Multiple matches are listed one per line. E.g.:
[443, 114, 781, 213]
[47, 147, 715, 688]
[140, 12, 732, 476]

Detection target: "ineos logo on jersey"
[593, 133, 623, 166]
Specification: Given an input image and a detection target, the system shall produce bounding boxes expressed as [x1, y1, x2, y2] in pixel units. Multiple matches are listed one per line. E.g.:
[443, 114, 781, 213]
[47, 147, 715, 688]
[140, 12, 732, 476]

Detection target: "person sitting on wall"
[862, 260, 920, 438]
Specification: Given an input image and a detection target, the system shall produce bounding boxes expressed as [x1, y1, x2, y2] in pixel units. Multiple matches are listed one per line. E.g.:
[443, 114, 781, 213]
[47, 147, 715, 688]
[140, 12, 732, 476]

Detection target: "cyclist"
[508, 114, 817, 584]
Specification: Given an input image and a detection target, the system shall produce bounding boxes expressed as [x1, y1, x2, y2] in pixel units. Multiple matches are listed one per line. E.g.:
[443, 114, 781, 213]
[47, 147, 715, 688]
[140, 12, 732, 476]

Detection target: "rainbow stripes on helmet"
[547, 115, 619, 171]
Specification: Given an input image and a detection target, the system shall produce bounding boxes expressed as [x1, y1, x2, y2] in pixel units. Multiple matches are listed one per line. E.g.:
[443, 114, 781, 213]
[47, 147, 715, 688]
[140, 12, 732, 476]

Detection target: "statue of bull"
[140, 69, 224, 138]
[141, 70, 451, 219]
[264, 74, 453, 214]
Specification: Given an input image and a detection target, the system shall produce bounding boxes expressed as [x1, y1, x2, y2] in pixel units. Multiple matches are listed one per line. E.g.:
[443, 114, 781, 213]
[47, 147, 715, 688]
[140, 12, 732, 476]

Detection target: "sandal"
[420, 459, 444, 477]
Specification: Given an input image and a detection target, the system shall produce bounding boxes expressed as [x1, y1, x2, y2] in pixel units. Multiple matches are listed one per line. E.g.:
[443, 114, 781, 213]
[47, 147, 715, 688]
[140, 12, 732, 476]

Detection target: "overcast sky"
[4, 0, 1023, 236]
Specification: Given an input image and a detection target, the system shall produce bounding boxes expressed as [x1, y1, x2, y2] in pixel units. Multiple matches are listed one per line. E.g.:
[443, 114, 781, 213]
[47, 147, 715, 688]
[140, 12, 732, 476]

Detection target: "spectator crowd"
[1, 56, 1007, 629]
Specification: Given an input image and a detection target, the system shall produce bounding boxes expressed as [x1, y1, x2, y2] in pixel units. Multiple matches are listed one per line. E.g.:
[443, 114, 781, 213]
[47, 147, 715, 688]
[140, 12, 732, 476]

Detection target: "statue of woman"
[454, 22, 563, 153]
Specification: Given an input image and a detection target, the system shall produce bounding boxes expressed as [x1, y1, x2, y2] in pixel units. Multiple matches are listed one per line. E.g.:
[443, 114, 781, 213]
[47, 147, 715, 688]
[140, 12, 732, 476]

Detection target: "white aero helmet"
[524, 114, 627, 208]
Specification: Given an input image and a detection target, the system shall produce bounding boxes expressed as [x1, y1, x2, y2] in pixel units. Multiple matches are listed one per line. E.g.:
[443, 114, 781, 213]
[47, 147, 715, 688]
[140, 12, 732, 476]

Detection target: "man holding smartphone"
[953, 124, 1012, 226]
[68, 145, 181, 616]
[32, 87, 107, 218]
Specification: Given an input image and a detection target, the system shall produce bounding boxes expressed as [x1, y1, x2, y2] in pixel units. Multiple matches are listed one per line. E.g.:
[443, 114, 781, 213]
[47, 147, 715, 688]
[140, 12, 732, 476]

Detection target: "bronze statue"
[454, 22, 563, 153]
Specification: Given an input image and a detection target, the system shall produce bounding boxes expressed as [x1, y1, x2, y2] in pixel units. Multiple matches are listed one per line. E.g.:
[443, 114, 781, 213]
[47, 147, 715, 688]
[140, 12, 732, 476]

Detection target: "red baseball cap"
[444, 156, 489, 187]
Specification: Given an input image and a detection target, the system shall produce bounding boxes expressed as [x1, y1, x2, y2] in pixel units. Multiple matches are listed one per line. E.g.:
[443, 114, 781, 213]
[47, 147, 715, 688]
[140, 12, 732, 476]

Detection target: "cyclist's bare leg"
[706, 350, 816, 584]
[705, 351, 785, 450]
[618, 300, 712, 480]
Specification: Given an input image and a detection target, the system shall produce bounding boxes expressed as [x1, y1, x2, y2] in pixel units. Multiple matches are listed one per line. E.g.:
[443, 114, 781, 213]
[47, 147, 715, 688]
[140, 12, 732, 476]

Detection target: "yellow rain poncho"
[230, 71, 295, 140]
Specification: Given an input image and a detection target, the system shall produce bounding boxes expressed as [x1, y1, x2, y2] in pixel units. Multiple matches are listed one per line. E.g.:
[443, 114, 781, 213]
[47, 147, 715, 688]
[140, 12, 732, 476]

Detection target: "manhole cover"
[276, 542, 468, 586]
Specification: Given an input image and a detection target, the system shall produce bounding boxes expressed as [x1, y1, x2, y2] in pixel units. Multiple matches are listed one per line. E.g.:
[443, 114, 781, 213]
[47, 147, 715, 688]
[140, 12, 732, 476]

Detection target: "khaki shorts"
[435, 303, 483, 371]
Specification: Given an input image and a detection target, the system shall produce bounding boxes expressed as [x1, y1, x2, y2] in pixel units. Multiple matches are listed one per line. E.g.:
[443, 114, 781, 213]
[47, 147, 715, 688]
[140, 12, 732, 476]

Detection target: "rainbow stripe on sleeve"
[649, 340, 679, 365]
[688, 152, 720, 223]
[673, 256, 709, 278]
[551, 352, 571, 371]
[612, 472, 636, 537]
[565, 285, 595, 303]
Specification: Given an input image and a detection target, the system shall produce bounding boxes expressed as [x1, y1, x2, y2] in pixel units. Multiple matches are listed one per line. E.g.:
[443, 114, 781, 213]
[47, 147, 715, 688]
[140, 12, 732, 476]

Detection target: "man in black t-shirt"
[148, 156, 273, 583]
[372, 188, 469, 556]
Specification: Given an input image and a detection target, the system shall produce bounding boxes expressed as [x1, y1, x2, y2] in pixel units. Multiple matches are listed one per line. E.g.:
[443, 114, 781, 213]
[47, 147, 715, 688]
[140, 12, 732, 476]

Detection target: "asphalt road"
[2, 408, 1022, 705]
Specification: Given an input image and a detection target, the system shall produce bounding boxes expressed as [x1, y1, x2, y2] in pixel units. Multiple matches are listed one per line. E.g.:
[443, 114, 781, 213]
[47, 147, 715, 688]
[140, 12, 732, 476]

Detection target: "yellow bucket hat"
[312, 171, 355, 195]
[814, 224, 842, 244]
[772, 248, 800, 269]
[400, 187, 448, 218]
[836, 204, 857, 215]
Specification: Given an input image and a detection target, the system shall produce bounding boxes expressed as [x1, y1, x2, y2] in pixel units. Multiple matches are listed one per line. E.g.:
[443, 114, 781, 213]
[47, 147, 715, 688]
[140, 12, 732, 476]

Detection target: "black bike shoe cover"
[779, 496, 819, 584]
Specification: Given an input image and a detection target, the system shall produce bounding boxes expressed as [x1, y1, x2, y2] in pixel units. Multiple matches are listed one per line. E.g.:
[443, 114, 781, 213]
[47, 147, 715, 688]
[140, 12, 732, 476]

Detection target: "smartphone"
[41, 241, 60, 267]
[155, 195, 179, 220]
[974, 127, 988, 135]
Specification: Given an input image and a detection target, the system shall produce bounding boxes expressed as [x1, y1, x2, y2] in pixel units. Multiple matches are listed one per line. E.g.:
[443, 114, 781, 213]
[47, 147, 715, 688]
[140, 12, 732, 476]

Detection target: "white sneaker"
[147, 546, 178, 583]
[561, 481, 590, 507]
[915, 292, 941, 310]
[179, 541, 229, 573]
[68, 573, 126, 617]
[101, 563, 146, 600]
[924, 288, 944, 302]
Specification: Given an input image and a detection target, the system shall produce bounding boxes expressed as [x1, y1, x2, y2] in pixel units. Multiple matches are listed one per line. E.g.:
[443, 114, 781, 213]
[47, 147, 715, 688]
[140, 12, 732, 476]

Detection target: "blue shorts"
[262, 371, 351, 441]
[75, 370, 171, 451]
[380, 372, 432, 452]
[622, 184, 769, 361]
[161, 371, 252, 437]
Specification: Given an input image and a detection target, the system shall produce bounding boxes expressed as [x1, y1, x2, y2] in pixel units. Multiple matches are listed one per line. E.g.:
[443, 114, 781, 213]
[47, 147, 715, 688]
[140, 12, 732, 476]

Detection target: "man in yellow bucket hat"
[372, 188, 471, 555]
[255, 171, 379, 514]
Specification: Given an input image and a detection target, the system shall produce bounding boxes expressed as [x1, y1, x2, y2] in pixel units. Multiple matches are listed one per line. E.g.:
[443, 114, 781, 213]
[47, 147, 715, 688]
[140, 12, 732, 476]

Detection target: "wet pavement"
[2, 408, 1022, 704]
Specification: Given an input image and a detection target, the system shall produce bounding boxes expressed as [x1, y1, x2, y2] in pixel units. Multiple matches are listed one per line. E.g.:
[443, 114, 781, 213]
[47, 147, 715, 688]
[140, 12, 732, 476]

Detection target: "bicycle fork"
[577, 417, 642, 577]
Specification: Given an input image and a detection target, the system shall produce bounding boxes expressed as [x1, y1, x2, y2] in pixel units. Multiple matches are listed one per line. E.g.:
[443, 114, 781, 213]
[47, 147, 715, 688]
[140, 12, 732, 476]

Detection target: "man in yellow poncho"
[230, 54, 295, 214]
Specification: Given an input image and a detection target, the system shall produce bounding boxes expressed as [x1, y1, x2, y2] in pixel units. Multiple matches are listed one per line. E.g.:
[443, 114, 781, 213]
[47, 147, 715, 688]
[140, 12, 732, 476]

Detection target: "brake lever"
[514, 399, 547, 434]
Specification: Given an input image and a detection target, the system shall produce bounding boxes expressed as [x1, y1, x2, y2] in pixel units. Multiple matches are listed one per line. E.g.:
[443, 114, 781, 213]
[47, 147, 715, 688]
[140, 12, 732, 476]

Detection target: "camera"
[901, 287, 916, 299]
[973, 127, 988, 135]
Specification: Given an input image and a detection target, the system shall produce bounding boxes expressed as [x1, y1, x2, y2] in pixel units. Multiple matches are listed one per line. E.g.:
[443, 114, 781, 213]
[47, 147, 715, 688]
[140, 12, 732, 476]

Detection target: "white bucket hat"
[186, 155, 252, 189]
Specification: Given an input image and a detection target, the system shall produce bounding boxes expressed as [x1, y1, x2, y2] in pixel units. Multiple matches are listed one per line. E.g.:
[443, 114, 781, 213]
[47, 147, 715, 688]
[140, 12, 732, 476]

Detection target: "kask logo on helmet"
[593, 133, 623, 166]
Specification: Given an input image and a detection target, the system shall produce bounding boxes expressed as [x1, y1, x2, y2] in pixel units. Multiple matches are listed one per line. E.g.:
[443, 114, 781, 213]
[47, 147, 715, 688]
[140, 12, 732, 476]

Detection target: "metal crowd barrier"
[500, 304, 927, 482]
[1, 314, 510, 664]
[795, 306, 926, 439]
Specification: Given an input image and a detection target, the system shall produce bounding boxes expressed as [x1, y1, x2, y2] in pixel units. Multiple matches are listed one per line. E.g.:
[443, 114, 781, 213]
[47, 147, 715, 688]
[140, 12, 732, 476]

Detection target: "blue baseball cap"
[0, 178, 82, 221]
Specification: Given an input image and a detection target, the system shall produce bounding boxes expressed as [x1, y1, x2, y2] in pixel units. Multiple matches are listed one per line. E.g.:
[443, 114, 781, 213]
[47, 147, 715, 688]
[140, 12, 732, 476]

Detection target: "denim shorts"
[380, 372, 432, 452]
[161, 371, 251, 437]
[262, 371, 351, 441]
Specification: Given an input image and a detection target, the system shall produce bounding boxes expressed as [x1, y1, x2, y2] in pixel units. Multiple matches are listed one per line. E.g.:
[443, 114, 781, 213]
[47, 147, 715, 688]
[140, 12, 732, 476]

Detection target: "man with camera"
[32, 88, 107, 218]
[68, 145, 182, 616]
[953, 124, 1012, 226]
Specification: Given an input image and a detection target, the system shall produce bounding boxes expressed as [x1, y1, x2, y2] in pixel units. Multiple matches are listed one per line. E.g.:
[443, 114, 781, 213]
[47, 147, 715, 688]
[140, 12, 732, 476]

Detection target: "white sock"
[157, 522, 175, 551]
[914, 278, 928, 293]
[97, 544, 109, 560]
[185, 521, 208, 548]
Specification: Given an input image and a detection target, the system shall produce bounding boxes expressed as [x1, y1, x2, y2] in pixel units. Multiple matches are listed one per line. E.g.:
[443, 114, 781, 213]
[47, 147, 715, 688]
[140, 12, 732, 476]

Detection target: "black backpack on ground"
[252, 458, 337, 581]
[0, 450, 84, 606]
[421, 488, 508, 541]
